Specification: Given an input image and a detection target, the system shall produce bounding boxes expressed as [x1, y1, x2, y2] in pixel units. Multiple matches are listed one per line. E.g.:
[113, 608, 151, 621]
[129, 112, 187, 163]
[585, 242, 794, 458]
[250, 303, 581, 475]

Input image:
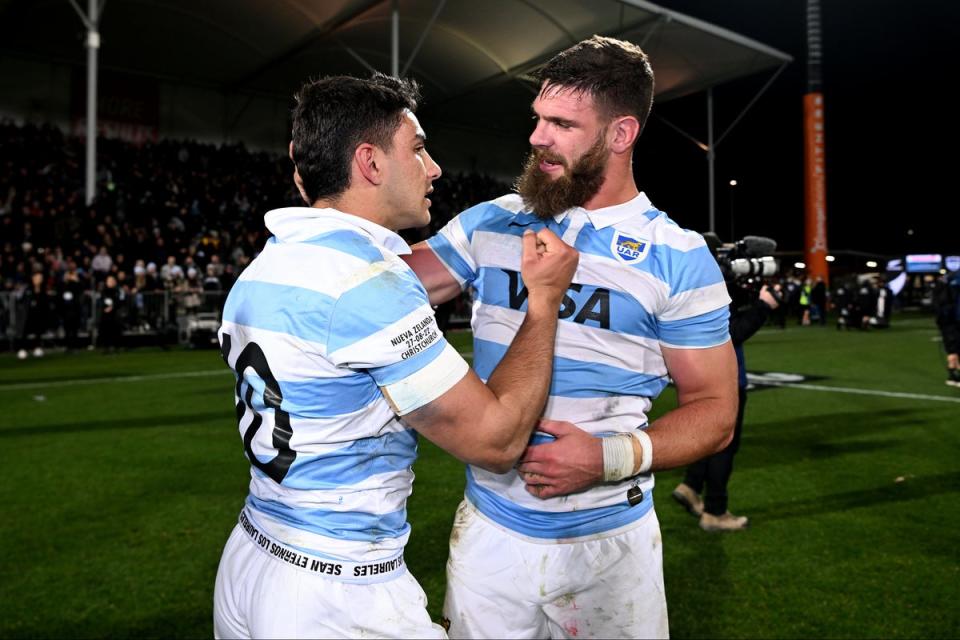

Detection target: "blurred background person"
[97, 274, 124, 352]
[876, 277, 893, 328]
[673, 245, 781, 531]
[90, 246, 113, 284]
[58, 259, 87, 351]
[860, 278, 876, 329]
[784, 276, 801, 326]
[934, 270, 960, 387]
[799, 278, 812, 325]
[832, 279, 858, 330]
[811, 276, 827, 325]
[16, 270, 56, 359]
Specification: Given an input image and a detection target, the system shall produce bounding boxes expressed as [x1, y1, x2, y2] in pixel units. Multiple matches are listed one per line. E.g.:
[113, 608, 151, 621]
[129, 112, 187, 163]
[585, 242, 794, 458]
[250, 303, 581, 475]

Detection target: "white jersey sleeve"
[652, 226, 732, 349]
[325, 258, 469, 415]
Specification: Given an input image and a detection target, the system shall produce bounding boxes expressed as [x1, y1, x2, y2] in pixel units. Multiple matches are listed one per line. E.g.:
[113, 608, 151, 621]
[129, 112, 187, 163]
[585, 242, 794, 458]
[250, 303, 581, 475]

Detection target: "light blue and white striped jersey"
[219, 207, 468, 564]
[427, 193, 731, 539]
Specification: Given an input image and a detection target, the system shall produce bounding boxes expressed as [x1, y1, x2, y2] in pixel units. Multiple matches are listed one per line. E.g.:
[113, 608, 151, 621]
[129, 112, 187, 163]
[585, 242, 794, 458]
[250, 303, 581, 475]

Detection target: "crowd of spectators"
[830, 276, 893, 329]
[0, 119, 509, 352]
[749, 274, 893, 331]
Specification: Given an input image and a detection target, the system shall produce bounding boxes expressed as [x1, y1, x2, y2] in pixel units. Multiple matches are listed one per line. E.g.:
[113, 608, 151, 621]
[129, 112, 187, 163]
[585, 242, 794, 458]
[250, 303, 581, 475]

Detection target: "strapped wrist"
[601, 430, 653, 482]
[601, 433, 636, 481]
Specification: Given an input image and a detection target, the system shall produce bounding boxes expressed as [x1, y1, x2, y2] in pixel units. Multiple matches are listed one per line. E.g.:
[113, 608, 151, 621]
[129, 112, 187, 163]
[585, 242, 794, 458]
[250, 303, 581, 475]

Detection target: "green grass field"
[1, 311, 958, 638]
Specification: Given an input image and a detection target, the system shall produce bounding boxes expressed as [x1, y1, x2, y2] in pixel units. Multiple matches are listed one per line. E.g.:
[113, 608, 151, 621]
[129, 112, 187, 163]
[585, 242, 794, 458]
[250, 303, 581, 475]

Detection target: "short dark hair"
[291, 73, 420, 204]
[536, 35, 654, 135]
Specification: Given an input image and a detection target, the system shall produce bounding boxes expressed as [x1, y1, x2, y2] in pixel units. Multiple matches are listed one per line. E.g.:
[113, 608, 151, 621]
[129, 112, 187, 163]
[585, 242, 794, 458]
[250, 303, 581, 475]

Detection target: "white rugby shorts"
[442, 499, 668, 639]
[213, 523, 447, 639]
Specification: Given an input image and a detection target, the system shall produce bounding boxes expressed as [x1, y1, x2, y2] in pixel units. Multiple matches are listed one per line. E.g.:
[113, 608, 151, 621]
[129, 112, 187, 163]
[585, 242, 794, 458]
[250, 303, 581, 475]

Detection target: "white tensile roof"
[0, 0, 791, 140]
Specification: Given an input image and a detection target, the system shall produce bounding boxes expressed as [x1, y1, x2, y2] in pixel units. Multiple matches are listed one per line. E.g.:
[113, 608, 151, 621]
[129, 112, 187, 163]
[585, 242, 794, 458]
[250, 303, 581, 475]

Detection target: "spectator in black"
[767, 278, 788, 329]
[811, 276, 827, 325]
[144, 261, 163, 291]
[202, 263, 223, 293]
[783, 276, 801, 325]
[855, 279, 879, 329]
[17, 271, 57, 359]
[833, 280, 855, 329]
[59, 259, 87, 351]
[219, 263, 238, 292]
[934, 271, 960, 387]
[873, 277, 893, 328]
[98, 274, 124, 351]
[672, 277, 780, 531]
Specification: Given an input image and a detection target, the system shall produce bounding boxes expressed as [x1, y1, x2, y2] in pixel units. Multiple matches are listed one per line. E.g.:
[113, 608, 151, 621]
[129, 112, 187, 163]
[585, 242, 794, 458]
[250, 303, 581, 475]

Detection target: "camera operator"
[672, 233, 780, 531]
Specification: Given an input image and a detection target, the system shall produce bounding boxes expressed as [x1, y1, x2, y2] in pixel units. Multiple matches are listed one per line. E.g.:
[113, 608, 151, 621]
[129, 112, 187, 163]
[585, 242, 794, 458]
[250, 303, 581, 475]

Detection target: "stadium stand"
[0, 120, 507, 352]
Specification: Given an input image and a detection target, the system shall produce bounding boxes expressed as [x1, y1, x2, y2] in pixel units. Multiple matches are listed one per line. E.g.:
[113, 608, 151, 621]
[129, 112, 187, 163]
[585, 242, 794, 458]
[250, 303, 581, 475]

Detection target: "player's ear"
[292, 167, 309, 205]
[289, 142, 310, 205]
[354, 143, 384, 186]
[609, 116, 640, 154]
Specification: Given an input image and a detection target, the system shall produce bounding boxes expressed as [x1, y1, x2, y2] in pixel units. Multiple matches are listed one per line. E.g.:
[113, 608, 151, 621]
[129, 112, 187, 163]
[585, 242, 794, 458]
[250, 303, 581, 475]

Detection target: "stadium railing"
[0, 291, 228, 352]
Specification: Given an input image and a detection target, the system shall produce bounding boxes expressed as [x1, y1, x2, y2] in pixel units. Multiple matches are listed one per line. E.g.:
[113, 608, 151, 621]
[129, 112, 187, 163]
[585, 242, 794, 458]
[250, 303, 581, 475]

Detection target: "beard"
[515, 136, 608, 220]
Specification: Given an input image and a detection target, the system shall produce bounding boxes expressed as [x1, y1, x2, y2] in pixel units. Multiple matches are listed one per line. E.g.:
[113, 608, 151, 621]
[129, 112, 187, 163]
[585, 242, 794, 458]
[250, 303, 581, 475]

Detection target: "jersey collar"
[549, 192, 654, 230]
[264, 207, 411, 255]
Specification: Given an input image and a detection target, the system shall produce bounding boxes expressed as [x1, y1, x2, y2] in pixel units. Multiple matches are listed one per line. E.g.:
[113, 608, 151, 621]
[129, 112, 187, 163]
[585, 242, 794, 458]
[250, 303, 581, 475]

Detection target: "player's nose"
[529, 119, 550, 149]
[425, 150, 441, 181]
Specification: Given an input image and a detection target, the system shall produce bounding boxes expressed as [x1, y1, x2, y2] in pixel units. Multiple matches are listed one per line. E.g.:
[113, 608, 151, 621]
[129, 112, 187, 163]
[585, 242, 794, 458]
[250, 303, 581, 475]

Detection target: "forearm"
[517, 396, 738, 499]
[519, 338, 738, 499]
[481, 296, 560, 463]
[588, 386, 736, 482]
[406, 229, 577, 473]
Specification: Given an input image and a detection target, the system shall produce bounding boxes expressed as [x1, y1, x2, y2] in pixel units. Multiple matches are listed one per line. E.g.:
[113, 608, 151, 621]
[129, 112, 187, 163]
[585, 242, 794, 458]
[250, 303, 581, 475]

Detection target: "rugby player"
[213, 73, 577, 639]
[406, 36, 738, 638]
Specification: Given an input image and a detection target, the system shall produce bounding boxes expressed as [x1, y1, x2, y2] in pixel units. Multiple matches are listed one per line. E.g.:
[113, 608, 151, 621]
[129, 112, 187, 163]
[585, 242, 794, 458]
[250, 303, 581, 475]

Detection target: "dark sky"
[631, 0, 958, 257]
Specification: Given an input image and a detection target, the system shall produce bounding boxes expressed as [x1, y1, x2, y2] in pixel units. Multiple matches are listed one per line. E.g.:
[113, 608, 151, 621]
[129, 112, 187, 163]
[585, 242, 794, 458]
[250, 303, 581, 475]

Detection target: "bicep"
[662, 341, 737, 404]
[402, 369, 484, 433]
[403, 242, 462, 305]
[399, 369, 498, 462]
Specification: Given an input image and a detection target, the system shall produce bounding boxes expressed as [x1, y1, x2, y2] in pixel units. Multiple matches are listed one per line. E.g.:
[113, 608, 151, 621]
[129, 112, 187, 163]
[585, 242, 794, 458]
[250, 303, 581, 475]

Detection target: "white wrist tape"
[601, 433, 636, 482]
[634, 429, 653, 474]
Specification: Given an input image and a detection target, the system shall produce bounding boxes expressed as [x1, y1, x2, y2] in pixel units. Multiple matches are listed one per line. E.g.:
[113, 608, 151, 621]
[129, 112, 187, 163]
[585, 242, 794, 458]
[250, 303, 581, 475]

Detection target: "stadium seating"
[0, 120, 507, 351]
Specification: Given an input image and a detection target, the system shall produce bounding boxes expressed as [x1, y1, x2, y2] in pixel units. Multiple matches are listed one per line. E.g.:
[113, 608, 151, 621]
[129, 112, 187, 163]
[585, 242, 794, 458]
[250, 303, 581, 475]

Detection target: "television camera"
[703, 232, 781, 304]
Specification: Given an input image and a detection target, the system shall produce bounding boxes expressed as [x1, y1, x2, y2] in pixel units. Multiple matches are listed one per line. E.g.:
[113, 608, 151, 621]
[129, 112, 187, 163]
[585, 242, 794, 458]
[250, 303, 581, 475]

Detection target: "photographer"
[672, 234, 780, 531]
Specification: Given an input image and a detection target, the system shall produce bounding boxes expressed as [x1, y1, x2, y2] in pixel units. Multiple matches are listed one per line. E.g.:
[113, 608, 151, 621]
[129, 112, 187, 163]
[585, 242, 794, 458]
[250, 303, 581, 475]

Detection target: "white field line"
[3, 366, 958, 404]
[753, 380, 960, 404]
[0, 369, 231, 392]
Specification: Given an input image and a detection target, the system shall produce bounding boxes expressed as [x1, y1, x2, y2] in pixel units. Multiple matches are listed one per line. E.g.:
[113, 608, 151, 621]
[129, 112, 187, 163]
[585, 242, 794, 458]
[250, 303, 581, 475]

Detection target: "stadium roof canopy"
[1, 0, 791, 139]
